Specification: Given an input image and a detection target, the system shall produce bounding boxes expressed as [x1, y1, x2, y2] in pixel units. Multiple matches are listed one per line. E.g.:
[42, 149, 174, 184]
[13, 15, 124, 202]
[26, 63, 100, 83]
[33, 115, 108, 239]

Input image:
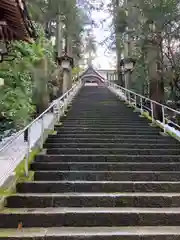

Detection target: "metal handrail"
[0, 79, 83, 176]
[107, 81, 180, 134]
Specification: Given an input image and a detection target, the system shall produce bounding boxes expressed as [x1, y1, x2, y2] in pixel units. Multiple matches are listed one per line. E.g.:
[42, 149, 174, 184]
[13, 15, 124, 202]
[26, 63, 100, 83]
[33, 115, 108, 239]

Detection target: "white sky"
[90, 1, 116, 69]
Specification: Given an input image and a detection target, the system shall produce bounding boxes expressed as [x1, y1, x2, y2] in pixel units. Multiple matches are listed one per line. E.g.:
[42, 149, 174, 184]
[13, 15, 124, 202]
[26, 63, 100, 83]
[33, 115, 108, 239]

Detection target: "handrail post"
[128, 92, 131, 104]
[162, 106, 166, 133]
[140, 97, 143, 114]
[25, 127, 30, 177]
[151, 101, 154, 123]
[134, 95, 137, 108]
[125, 90, 127, 101]
[40, 116, 44, 149]
[57, 99, 61, 122]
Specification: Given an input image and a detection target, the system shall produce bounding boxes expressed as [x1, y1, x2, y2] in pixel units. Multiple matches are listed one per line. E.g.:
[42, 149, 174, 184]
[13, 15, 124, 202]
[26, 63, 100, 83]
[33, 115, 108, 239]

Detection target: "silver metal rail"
[0, 79, 83, 176]
[107, 81, 180, 135]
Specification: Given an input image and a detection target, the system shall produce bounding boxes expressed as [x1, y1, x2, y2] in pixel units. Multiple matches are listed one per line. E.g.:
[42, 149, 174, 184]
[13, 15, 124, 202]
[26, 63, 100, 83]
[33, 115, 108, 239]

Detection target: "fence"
[107, 81, 180, 136]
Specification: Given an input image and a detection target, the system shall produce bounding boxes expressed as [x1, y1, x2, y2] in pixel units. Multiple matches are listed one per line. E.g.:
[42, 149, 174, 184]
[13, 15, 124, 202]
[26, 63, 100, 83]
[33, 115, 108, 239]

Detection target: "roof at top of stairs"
[81, 65, 105, 82]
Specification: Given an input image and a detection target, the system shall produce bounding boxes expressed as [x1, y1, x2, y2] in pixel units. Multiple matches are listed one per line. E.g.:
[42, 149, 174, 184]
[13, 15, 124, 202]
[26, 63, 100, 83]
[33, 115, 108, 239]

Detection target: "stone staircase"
[1, 85, 180, 239]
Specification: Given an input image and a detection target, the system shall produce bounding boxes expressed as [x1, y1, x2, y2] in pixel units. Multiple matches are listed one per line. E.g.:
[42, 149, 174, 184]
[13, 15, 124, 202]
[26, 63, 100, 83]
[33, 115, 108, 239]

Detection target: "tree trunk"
[146, 40, 164, 121]
[32, 57, 50, 116]
[112, 0, 124, 86]
[116, 40, 124, 86]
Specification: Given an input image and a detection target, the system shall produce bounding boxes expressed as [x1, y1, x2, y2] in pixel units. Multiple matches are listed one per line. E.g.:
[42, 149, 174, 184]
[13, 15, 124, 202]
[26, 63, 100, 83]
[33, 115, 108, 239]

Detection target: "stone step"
[7, 192, 180, 208]
[64, 113, 140, 116]
[62, 118, 148, 121]
[35, 154, 180, 163]
[60, 124, 152, 127]
[55, 126, 159, 132]
[66, 114, 141, 117]
[61, 118, 138, 122]
[64, 119, 147, 123]
[16, 181, 180, 193]
[48, 134, 163, 139]
[2, 207, 180, 228]
[34, 171, 180, 181]
[46, 148, 180, 155]
[44, 143, 179, 150]
[62, 121, 150, 125]
[66, 107, 138, 110]
[33, 171, 180, 181]
[45, 138, 175, 144]
[2, 226, 180, 239]
[55, 130, 160, 135]
[31, 162, 180, 171]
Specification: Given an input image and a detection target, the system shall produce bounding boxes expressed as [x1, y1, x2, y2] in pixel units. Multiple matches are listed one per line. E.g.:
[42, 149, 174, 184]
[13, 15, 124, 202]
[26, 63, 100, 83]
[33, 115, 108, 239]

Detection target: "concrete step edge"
[18, 181, 180, 185]
[10, 192, 180, 197]
[2, 226, 180, 237]
[32, 162, 180, 165]
[3, 207, 180, 214]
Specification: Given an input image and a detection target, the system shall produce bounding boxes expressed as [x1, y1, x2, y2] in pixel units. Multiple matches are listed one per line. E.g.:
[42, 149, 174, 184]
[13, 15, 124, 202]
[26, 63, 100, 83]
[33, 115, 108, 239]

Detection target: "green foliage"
[111, 0, 180, 106]
[27, 0, 92, 62]
[0, 24, 56, 130]
[0, 44, 35, 128]
[72, 66, 83, 80]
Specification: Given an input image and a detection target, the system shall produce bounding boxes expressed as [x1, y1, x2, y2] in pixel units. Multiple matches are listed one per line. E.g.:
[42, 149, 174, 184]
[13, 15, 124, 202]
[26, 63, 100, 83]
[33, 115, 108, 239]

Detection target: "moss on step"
[141, 110, 180, 142]
[2, 208, 25, 213]
[0, 148, 39, 210]
[17, 171, 34, 183]
[46, 129, 57, 135]
[166, 129, 180, 141]
[56, 122, 63, 127]
[51, 130, 57, 135]
[142, 111, 152, 121]
[0, 188, 14, 197]
[0, 228, 45, 237]
[15, 148, 39, 182]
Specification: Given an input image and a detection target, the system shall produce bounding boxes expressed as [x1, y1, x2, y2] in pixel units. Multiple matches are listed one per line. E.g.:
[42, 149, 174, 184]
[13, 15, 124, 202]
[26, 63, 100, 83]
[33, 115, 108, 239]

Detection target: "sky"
[90, 1, 116, 69]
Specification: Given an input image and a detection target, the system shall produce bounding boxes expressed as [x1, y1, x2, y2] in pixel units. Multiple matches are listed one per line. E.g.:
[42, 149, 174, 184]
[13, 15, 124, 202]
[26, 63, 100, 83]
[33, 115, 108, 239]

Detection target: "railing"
[107, 81, 180, 136]
[0, 79, 83, 177]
